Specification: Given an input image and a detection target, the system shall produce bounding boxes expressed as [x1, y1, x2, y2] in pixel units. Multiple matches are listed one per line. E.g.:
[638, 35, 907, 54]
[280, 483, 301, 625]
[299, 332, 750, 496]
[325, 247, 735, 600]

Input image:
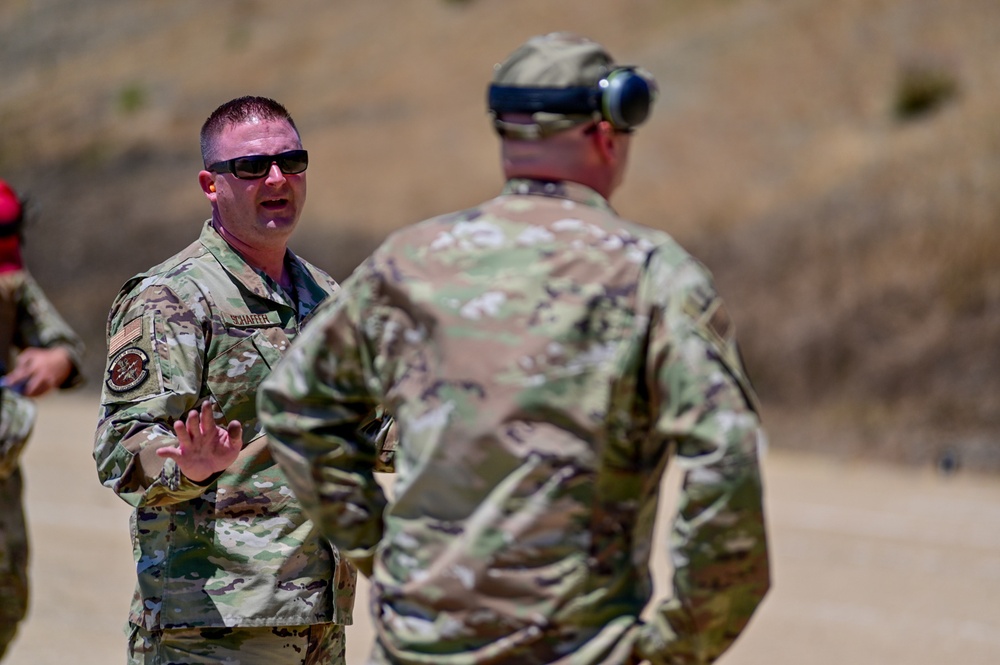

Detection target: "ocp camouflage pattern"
[126, 621, 345, 665]
[260, 178, 771, 664]
[94, 221, 356, 632]
[0, 269, 84, 657]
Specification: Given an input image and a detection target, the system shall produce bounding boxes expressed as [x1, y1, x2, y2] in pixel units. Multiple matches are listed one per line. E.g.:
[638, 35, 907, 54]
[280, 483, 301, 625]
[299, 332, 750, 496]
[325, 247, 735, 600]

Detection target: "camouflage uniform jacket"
[260, 179, 771, 665]
[0, 270, 84, 625]
[94, 221, 355, 631]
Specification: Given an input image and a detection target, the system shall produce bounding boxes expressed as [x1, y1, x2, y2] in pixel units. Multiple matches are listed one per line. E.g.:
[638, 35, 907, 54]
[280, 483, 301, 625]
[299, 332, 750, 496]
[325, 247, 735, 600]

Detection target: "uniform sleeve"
[16, 271, 85, 386]
[258, 267, 388, 576]
[94, 283, 214, 508]
[635, 256, 771, 665]
[0, 391, 36, 479]
[0, 273, 82, 477]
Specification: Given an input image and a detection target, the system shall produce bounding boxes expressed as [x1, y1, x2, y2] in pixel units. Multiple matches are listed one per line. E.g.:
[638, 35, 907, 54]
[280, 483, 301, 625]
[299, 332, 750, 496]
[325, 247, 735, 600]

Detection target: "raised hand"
[157, 400, 243, 482]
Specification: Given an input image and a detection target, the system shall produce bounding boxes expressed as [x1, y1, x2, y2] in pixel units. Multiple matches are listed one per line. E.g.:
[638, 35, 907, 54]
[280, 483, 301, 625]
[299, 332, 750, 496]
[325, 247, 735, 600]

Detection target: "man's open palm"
[157, 400, 242, 482]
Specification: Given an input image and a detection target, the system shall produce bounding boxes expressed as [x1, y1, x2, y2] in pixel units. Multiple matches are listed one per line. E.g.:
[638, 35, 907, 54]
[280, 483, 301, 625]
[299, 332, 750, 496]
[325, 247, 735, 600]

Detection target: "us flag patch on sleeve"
[109, 317, 143, 355]
[104, 315, 162, 399]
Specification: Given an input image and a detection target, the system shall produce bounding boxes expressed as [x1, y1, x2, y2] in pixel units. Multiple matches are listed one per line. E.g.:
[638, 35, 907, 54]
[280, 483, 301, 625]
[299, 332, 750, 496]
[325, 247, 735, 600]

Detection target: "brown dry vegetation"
[1, 0, 998, 470]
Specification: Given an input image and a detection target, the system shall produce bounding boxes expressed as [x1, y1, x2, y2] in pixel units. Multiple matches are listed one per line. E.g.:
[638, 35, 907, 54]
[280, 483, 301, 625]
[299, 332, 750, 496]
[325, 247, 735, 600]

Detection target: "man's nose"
[264, 162, 287, 185]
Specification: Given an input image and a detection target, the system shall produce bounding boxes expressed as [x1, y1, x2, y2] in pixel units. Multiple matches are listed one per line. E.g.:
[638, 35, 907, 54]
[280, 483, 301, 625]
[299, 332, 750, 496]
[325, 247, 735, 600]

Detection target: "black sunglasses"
[207, 149, 309, 180]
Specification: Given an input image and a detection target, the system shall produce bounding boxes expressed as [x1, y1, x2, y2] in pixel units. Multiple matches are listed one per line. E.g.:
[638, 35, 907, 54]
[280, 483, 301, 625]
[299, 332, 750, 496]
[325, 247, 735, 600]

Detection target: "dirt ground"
[4, 392, 999, 665]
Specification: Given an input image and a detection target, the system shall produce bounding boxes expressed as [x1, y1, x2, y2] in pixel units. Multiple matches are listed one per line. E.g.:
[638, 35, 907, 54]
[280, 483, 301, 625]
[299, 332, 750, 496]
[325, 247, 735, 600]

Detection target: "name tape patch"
[228, 312, 281, 328]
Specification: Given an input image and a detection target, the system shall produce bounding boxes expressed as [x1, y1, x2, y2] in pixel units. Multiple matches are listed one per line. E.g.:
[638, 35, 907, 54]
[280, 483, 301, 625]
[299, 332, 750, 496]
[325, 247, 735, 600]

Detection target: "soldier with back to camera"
[260, 33, 771, 665]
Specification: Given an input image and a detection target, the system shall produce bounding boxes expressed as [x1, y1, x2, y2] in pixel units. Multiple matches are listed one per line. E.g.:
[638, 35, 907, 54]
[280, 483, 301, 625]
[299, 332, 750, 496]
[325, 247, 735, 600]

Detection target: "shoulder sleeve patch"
[104, 314, 163, 401]
[683, 291, 761, 414]
[106, 347, 151, 393]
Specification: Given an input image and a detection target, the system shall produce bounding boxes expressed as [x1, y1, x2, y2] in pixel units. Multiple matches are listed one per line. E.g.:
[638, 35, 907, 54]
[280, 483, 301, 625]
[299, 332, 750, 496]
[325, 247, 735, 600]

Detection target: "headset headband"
[488, 85, 601, 117]
[488, 66, 657, 135]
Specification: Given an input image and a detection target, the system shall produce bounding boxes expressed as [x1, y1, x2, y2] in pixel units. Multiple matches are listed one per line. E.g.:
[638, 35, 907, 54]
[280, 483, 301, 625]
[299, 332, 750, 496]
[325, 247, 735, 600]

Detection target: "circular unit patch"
[106, 346, 150, 393]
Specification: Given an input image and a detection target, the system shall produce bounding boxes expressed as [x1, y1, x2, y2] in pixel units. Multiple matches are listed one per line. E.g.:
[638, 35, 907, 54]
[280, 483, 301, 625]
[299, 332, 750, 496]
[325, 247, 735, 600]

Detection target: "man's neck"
[212, 219, 289, 286]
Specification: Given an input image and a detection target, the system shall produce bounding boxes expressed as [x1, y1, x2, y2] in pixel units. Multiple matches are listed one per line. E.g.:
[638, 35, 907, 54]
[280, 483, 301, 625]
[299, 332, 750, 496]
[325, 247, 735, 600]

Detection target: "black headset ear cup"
[601, 68, 657, 131]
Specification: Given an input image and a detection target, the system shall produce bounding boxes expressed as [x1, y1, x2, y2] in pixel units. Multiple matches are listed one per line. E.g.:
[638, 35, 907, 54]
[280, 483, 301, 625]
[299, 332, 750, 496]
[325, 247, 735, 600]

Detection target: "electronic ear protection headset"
[488, 66, 658, 133]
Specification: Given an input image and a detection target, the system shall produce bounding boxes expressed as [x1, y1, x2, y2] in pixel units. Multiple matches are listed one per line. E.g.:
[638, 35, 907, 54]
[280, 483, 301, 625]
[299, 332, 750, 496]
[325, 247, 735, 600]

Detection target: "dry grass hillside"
[2, 0, 998, 471]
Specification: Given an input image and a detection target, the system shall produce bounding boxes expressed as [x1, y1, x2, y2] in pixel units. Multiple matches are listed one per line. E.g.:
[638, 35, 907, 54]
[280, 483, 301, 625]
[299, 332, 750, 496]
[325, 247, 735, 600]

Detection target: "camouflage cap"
[492, 32, 614, 89]
[488, 32, 615, 140]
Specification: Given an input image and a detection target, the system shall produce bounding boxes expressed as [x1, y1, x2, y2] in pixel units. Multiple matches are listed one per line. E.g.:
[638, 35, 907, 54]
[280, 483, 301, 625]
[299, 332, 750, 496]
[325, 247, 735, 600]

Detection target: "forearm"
[18, 272, 86, 376]
[263, 394, 388, 561]
[95, 399, 215, 507]
[639, 426, 770, 663]
[260, 270, 389, 568]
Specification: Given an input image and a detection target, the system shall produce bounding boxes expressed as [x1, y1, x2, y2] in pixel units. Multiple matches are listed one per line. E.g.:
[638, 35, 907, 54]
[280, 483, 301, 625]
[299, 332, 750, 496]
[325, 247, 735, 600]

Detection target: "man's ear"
[198, 171, 217, 199]
[590, 121, 620, 163]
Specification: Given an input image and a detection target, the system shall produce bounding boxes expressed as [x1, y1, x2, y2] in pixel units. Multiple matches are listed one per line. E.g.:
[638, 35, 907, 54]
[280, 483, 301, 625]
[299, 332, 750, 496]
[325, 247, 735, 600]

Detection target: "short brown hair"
[200, 96, 300, 165]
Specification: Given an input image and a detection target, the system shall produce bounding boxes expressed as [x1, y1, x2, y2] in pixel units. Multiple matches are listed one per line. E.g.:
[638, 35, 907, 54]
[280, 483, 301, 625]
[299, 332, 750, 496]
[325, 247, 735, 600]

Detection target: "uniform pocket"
[205, 329, 286, 442]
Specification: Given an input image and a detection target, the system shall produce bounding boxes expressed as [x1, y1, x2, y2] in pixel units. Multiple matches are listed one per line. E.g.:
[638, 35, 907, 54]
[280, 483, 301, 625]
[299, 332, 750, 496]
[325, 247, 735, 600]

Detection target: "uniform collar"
[198, 220, 330, 319]
[502, 178, 616, 214]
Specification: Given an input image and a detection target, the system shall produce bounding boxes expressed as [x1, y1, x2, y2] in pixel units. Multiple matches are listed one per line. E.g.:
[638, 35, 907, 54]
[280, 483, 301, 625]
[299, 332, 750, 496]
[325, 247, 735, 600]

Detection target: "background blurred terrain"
[11, 393, 1000, 665]
[2, 0, 998, 471]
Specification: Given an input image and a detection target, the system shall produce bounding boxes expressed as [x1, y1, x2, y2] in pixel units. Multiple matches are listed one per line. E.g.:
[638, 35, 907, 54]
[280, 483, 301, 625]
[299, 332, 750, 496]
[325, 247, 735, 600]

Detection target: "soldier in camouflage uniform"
[94, 97, 361, 664]
[259, 33, 770, 665]
[0, 179, 84, 661]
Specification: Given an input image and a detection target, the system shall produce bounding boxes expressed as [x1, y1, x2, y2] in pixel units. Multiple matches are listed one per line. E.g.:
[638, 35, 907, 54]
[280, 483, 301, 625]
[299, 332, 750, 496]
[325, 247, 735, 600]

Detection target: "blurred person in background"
[93, 96, 389, 665]
[0, 178, 84, 661]
[258, 32, 770, 665]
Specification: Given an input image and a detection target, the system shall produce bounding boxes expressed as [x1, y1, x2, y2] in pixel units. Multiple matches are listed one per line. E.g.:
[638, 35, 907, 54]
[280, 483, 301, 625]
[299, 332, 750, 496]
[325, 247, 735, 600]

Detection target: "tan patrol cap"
[488, 32, 616, 140]
[492, 32, 614, 89]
